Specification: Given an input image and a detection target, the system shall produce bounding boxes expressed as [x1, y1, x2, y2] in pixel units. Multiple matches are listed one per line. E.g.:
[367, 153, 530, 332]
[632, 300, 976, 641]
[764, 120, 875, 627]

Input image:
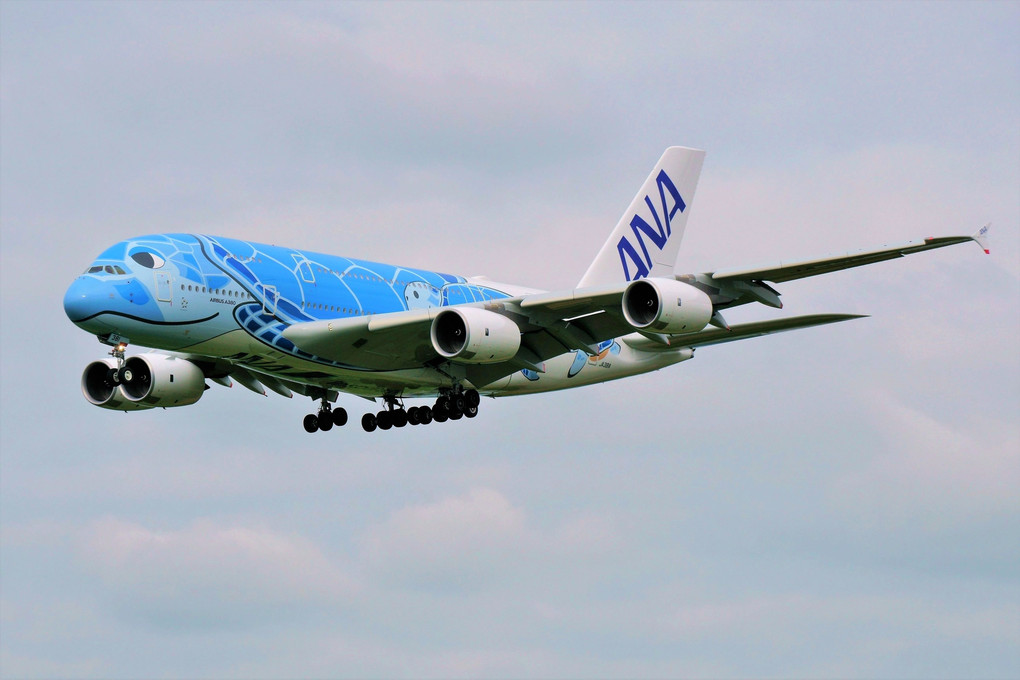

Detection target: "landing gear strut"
[105, 340, 129, 386]
[366, 395, 408, 432]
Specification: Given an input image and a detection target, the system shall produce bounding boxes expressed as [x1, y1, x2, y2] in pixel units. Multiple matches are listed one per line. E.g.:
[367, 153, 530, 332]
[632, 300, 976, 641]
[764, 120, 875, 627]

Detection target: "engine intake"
[119, 354, 206, 407]
[622, 277, 713, 335]
[430, 307, 521, 364]
[81, 358, 154, 411]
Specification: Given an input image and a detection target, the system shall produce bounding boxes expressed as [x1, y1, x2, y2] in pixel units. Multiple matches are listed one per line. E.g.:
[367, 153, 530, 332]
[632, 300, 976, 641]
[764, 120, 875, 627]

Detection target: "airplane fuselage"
[64, 233, 688, 400]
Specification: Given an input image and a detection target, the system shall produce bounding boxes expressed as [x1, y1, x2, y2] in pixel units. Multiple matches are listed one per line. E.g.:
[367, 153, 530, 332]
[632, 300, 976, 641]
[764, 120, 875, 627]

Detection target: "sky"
[1, 1, 1018, 677]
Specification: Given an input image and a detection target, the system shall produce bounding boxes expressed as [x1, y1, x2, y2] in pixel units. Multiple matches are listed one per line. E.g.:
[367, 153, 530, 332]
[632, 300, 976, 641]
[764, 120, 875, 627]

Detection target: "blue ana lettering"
[616, 237, 649, 281]
[616, 170, 686, 280]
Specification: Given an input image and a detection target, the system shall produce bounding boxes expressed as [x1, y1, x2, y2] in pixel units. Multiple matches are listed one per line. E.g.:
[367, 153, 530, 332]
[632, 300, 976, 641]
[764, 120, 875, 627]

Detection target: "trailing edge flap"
[708, 233, 986, 285]
[624, 313, 867, 351]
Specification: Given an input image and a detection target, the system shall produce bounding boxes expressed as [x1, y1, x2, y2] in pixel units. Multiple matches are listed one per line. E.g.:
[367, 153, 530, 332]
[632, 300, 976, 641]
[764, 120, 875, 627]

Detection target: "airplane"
[63, 147, 990, 433]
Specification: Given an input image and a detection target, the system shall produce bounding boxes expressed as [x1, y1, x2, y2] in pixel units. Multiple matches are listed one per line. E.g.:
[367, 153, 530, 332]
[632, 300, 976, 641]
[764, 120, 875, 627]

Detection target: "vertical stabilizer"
[578, 147, 705, 287]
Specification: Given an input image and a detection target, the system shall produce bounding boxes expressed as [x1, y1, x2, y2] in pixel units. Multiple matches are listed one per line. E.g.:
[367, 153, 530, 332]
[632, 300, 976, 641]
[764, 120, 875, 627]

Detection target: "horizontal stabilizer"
[625, 313, 867, 351]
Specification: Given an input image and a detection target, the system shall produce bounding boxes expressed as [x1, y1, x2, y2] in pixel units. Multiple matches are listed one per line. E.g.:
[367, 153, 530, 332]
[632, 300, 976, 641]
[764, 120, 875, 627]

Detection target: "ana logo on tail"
[617, 170, 687, 281]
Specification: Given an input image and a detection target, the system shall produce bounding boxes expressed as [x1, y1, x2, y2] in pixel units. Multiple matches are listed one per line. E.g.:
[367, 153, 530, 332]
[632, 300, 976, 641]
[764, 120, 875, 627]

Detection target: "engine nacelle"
[622, 277, 713, 335]
[119, 354, 207, 407]
[430, 307, 521, 364]
[81, 358, 154, 411]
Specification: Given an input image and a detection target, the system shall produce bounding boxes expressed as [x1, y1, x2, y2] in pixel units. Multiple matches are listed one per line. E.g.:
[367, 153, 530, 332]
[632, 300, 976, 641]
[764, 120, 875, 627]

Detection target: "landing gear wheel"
[392, 409, 408, 428]
[117, 366, 133, 384]
[465, 389, 480, 408]
[362, 412, 377, 432]
[331, 407, 348, 427]
[435, 396, 450, 415]
[316, 412, 334, 431]
[303, 414, 319, 433]
[407, 407, 420, 425]
[433, 408, 448, 423]
[452, 393, 467, 413]
[376, 410, 392, 430]
[418, 405, 433, 424]
[448, 408, 463, 421]
[464, 404, 478, 418]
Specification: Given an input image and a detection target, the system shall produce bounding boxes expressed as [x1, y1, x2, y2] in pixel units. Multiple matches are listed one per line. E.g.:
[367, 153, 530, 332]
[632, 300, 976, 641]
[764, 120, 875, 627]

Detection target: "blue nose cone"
[64, 276, 109, 324]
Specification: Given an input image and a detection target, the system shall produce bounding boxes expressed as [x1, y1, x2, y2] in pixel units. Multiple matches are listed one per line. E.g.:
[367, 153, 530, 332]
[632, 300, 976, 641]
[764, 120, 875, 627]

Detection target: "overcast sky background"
[1, 2, 1018, 678]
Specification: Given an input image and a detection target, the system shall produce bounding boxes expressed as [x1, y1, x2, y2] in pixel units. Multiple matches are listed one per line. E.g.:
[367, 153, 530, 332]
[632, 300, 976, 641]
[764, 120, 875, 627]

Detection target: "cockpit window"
[86, 264, 127, 275]
[129, 249, 166, 269]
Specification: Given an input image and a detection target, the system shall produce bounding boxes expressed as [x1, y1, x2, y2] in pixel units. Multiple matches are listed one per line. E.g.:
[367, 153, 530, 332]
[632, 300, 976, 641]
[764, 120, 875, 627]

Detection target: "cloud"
[361, 487, 619, 591]
[657, 590, 1020, 676]
[832, 388, 1020, 528]
[76, 518, 355, 629]
[361, 487, 526, 590]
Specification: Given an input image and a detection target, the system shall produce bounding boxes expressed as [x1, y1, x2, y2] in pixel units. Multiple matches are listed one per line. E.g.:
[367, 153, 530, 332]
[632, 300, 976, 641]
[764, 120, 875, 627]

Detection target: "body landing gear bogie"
[359, 387, 480, 433]
[304, 399, 348, 434]
[301, 387, 481, 434]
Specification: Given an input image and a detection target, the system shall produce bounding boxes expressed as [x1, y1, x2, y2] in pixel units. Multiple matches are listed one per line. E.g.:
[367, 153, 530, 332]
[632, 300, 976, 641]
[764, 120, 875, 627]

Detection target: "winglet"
[972, 223, 991, 254]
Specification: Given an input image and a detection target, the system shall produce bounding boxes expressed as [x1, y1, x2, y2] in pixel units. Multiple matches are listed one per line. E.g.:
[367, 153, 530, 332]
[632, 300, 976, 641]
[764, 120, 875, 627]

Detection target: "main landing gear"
[360, 389, 480, 433]
[301, 389, 480, 434]
[302, 400, 349, 433]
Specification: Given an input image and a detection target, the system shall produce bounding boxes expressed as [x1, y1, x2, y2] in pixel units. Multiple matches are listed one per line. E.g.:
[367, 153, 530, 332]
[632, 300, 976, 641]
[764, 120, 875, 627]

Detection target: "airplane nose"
[63, 276, 108, 323]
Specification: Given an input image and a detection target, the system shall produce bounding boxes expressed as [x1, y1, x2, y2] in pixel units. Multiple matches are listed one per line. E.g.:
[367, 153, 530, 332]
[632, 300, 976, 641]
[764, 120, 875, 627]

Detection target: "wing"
[622, 314, 866, 351]
[693, 226, 990, 310]
[278, 228, 987, 392]
[279, 283, 638, 387]
[281, 308, 439, 371]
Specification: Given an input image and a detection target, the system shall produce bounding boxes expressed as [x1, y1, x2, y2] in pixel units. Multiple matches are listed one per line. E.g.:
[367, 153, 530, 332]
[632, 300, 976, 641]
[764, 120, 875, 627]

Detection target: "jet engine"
[622, 277, 713, 335]
[117, 354, 207, 408]
[430, 307, 521, 364]
[81, 358, 154, 411]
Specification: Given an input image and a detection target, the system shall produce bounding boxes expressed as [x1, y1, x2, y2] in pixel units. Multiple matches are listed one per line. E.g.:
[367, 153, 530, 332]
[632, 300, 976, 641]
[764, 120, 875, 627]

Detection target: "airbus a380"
[64, 147, 989, 433]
